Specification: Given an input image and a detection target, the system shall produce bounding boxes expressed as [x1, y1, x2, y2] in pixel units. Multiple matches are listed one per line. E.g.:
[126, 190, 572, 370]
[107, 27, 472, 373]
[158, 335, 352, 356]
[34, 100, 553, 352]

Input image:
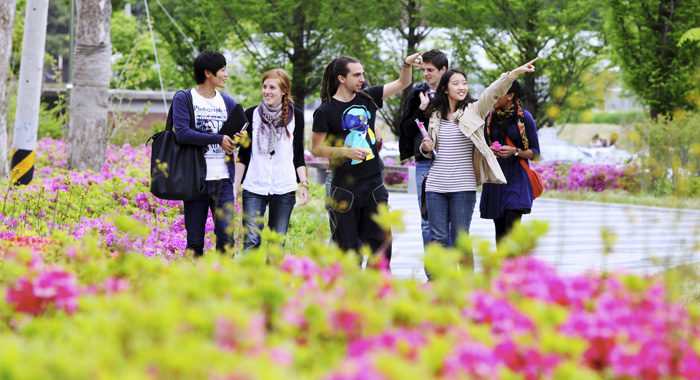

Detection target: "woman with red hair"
[234, 69, 308, 251]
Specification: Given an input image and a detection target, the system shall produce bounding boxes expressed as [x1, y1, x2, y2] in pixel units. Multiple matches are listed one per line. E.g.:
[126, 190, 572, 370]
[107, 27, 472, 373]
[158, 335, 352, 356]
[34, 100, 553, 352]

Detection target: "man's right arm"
[311, 110, 367, 161]
[172, 91, 224, 147]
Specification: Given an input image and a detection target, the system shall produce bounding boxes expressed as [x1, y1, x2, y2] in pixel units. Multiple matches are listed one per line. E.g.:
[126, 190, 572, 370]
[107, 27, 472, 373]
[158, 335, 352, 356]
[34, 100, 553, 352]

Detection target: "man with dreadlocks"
[311, 53, 422, 266]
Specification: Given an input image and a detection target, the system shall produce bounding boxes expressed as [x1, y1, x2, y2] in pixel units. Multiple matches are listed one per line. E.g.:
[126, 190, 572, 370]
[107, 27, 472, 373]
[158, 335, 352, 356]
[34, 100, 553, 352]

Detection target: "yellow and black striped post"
[10, 149, 35, 185]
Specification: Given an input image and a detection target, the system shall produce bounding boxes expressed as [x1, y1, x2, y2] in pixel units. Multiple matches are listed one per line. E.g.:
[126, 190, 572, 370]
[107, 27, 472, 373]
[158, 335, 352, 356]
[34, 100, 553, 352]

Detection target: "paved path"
[388, 192, 700, 281]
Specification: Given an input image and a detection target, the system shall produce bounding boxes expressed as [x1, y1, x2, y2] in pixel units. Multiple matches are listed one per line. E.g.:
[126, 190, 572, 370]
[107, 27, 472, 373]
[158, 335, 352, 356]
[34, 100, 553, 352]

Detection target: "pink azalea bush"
[0, 138, 698, 379]
[6, 266, 80, 316]
[383, 157, 409, 185]
[531, 161, 641, 192]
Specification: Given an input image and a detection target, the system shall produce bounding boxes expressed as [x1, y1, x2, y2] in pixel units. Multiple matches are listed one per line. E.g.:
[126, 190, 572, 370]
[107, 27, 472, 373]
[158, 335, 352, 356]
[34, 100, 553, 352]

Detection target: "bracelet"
[402, 60, 411, 68]
[299, 181, 309, 189]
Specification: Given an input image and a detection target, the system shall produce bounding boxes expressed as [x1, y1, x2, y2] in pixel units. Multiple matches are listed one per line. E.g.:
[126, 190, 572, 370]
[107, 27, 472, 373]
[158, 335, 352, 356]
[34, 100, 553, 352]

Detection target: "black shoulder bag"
[147, 90, 207, 201]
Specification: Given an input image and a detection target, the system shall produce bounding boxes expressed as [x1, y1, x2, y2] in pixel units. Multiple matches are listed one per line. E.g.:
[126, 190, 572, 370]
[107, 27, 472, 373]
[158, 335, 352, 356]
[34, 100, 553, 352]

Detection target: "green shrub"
[630, 111, 700, 196]
[566, 109, 646, 125]
[37, 102, 67, 140]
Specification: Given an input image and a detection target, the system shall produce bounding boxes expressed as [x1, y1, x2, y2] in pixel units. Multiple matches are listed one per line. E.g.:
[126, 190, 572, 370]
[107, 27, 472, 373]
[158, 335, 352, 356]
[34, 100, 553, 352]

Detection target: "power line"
[143, 0, 168, 110]
[152, 0, 198, 52]
[193, 0, 223, 48]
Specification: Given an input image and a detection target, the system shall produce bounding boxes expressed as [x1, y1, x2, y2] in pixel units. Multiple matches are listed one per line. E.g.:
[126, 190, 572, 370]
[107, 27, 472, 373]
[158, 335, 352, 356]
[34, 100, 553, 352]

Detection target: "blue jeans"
[242, 190, 296, 251]
[415, 160, 432, 247]
[426, 191, 476, 246]
[183, 180, 236, 257]
[425, 191, 477, 275]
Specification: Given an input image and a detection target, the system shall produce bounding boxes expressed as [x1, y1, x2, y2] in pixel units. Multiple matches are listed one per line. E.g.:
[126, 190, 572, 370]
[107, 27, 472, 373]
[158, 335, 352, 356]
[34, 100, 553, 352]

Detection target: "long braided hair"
[320, 56, 379, 109]
[261, 68, 294, 138]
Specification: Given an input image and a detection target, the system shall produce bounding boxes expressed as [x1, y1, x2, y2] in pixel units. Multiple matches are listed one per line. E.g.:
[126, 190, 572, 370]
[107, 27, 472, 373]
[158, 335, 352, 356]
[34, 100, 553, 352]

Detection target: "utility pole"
[11, 0, 50, 185]
[0, 0, 18, 180]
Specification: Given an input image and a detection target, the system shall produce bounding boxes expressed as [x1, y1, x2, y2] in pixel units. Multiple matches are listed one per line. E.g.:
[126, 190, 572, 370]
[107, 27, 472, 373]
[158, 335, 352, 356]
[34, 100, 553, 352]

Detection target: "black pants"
[494, 210, 524, 244]
[328, 174, 392, 263]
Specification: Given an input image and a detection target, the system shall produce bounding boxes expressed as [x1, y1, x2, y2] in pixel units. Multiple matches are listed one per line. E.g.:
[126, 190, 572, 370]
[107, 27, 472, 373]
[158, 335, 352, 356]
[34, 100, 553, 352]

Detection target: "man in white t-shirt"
[172, 51, 240, 257]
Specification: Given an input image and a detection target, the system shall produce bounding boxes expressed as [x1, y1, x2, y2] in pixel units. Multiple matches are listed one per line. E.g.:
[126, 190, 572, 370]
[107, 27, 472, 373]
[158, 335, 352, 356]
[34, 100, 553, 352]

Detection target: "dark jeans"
[325, 169, 333, 243]
[328, 173, 392, 263]
[415, 160, 432, 247]
[183, 179, 236, 257]
[426, 191, 477, 275]
[242, 190, 296, 251]
[494, 210, 524, 244]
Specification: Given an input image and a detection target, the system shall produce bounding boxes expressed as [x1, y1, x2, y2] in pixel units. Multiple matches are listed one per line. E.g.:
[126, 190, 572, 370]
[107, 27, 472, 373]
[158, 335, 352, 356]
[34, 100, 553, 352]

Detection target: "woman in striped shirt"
[419, 59, 538, 270]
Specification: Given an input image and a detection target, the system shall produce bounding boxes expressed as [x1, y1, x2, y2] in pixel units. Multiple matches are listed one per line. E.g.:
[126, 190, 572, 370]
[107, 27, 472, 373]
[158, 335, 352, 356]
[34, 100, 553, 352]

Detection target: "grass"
[541, 189, 700, 210]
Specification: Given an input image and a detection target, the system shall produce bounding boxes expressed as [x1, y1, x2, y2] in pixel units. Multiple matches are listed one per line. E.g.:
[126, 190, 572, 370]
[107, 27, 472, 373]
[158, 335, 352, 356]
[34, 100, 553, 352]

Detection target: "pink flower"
[214, 313, 267, 352]
[463, 291, 534, 334]
[6, 269, 80, 316]
[323, 357, 388, 380]
[443, 341, 502, 379]
[103, 277, 130, 294]
[331, 309, 363, 339]
[492, 141, 502, 150]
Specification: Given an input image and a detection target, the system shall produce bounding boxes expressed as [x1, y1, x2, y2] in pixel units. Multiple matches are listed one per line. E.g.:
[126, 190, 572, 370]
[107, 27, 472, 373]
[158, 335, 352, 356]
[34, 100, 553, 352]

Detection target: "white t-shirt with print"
[190, 88, 228, 180]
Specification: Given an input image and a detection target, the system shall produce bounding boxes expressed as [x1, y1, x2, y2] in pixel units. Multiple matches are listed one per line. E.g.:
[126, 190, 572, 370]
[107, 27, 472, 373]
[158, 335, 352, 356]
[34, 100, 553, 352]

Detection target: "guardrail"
[306, 161, 415, 193]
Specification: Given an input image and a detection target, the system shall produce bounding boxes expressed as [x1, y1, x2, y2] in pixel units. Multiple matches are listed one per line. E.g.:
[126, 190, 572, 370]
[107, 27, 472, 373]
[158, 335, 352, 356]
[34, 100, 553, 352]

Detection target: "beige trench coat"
[421, 73, 513, 186]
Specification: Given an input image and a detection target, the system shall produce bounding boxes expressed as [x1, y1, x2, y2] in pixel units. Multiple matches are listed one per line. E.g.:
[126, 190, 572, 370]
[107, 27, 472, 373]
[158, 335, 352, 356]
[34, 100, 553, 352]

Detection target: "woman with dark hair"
[233, 69, 307, 251]
[419, 58, 538, 271]
[311, 53, 421, 264]
[480, 80, 540, 244]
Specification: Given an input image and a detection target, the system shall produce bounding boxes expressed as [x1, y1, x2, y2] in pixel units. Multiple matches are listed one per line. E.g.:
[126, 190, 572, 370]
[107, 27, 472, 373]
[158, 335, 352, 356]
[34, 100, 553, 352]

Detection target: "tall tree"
[150, 0, 373, 110]
[110, 9, 182, 90]
[442, 0, 605, 128]
[45, 0, 71, 82]
[360, 0, 442, 136]
[0, 0, 17, 179]
[603, 0, 700, 119]
[67, 0, 112, 171]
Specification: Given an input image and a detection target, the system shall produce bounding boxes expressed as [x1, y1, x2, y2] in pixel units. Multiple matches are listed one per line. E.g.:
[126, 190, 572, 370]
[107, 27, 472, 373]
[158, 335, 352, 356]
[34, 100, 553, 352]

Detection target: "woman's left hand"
[509, 57, 539, 79]
[298, 186, 309, 206]
[497, 146, 518, 158]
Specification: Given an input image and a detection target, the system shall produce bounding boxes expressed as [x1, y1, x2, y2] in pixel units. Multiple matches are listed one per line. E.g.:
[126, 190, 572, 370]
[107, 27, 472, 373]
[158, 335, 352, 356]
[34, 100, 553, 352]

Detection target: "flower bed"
[0, 138, 698, 379]
[532, 161, 640, 192]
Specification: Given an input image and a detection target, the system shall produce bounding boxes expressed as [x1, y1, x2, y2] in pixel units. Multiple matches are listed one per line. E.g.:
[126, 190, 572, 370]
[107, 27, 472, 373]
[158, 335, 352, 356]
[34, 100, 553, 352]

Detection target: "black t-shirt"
[312, 86, 384, 184]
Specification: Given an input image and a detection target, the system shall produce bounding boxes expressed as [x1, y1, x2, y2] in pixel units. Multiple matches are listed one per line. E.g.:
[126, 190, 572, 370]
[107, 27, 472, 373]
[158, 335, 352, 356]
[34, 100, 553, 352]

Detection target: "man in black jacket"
[398, 50, 448, 247]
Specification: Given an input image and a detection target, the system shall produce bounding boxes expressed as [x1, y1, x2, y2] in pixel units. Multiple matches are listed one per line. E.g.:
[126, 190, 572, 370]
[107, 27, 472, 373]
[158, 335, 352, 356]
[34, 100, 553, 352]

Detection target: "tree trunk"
[384, 0, 426, 137]
[68, 0, 111, 172]
[0, 0, 17, 179]
[288, 4, 316, 112]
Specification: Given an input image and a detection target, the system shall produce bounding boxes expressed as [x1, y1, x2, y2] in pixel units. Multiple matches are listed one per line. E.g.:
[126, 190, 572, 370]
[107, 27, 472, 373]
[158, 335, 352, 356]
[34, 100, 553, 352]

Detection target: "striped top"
[426, 119, 477, 193]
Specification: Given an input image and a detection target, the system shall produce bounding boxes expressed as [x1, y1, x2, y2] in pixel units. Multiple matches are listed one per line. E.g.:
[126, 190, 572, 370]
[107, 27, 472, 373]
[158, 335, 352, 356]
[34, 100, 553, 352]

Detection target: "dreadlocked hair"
[262, 68, 294, 138]
[320, 56, 379, 109]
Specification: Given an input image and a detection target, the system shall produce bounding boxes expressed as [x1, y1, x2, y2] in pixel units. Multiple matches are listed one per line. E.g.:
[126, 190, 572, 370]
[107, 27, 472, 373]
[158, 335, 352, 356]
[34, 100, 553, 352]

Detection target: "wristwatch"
[514, 147, 519, 156]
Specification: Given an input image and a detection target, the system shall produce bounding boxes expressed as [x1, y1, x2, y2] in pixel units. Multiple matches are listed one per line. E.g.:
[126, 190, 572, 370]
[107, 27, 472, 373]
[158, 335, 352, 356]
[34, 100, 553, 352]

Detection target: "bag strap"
[505, 135, 530, 172]
[147, 89, 196, 146]
[164, 90, 195, 133]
